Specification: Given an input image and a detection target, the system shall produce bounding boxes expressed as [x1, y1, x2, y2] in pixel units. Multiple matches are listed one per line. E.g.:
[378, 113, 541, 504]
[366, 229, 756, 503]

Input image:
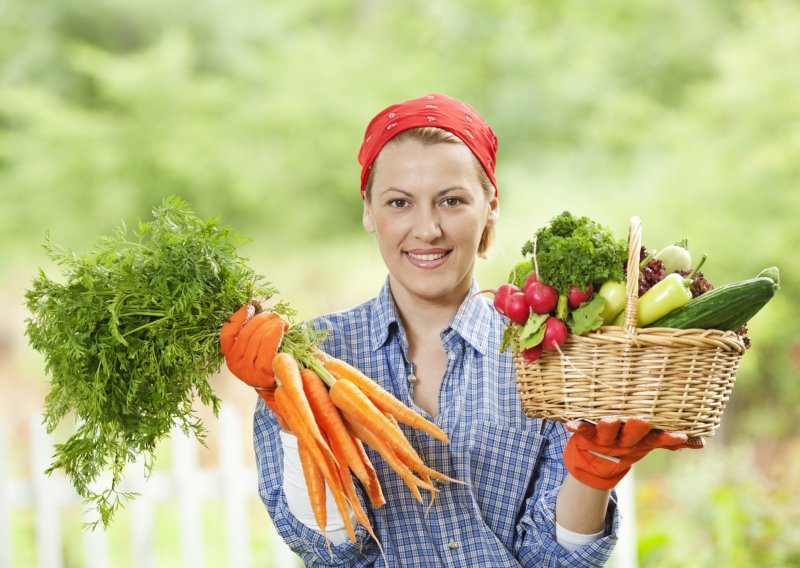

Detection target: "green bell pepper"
[598, 280, 627, 324]
[636, 253, 707, 326]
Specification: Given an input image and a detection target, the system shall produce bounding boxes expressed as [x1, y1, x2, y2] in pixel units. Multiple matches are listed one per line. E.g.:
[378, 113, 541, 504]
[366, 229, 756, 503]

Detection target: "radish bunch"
[485, 274, 593, 362]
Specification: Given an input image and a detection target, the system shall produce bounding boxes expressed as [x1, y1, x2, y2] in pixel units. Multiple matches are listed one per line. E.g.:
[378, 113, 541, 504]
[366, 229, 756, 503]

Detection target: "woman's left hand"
[563, 417, 704, 490]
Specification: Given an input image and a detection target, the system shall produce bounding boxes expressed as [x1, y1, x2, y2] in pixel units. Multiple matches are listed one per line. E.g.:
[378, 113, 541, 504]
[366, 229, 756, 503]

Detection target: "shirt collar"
[447, 280, 493, 356]
[369, 278, 403, 352]
[369, 278, 493, 356]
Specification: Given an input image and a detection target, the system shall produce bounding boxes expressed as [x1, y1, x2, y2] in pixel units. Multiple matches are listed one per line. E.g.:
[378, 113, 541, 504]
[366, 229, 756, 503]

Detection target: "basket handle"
[622, 216, 642, 334]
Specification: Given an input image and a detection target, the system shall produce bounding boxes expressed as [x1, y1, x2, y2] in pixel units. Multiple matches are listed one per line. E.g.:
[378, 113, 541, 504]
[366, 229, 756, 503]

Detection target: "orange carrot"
[297, 439, 327, 536]
[352, 435, 386, 508]
[343, 412, 436, 503]
[329, 379, 439, 477]
[324, 357, 449, 443]
[329, 380, 405, 448]
[382, 412, 466, 487]
[274, 387, 336, 486]
[381, 412, 432, 489]
[275, 387, 356, 543]
[332, 443, 387, 564]
[256, 390, 290, 431]
[273, 353, 338, 469]
[300, 368, 372, 489]
[319, 434, 358, 545]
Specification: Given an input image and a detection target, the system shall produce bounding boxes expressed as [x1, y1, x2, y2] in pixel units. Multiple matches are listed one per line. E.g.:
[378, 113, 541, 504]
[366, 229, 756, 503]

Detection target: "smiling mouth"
[403, 249, 452, 268]
[406, 251, 450, 261]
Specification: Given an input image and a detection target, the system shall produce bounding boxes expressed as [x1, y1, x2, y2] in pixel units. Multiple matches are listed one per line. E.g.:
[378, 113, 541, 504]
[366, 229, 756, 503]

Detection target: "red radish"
[521, 344, 543, 363]
[505, 292, 531, 325]
[522, 273, 540, 291]
[525, 281, 559, 315]
[472, 283, 520, 316]
[567, 282, 594, 309]
[493, 284, 519, 315]
[542, 317, 568, 349]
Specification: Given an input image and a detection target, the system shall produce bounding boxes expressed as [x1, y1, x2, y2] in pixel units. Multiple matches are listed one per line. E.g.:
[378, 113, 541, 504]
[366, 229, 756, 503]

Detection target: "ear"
[486, 194, 499, 228]
[362, 201, 376, 233]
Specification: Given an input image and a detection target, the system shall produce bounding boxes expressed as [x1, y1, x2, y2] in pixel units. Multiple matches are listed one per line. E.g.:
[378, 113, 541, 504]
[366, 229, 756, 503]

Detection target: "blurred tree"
[1, 0, 797, 432]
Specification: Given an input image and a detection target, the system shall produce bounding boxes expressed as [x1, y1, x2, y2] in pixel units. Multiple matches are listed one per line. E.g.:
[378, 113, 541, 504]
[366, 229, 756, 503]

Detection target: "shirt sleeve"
[281, 432, 357, 546]
[556, 523, 605, 553]
[514, 420, 621, 567]
[253, 397, 380, 567]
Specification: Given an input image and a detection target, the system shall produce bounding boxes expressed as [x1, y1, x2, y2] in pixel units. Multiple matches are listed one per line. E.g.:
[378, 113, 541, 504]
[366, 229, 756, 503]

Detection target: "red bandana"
[357, 93, 499, 198]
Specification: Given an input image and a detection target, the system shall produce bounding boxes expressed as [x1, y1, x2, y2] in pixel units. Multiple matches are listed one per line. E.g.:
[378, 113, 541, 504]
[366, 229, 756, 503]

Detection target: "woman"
[221, 93, 700, 567]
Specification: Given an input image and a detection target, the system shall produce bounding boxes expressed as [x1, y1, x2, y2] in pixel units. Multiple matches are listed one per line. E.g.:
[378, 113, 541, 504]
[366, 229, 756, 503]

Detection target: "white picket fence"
[0, 406, 637, 568]
[0, 405, 300, 568]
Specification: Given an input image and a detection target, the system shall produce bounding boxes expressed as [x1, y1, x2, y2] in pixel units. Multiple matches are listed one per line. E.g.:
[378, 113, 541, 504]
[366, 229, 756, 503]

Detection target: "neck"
[388, 276, 472, 345]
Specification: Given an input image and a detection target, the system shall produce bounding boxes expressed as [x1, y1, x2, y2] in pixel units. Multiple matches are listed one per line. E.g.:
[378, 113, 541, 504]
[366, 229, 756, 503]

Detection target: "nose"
[413, 206, 443, 242]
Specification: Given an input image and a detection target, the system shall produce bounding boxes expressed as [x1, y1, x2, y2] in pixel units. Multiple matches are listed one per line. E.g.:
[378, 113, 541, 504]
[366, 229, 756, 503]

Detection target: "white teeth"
[407, 252, 448, 261]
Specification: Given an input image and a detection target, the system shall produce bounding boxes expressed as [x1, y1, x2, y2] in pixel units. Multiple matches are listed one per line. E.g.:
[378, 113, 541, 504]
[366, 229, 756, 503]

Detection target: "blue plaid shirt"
[254, 279, 620, 567]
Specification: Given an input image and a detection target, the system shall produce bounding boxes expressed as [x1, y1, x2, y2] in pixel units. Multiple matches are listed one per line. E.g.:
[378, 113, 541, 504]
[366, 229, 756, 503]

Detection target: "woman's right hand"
[220, 304, 290, 425]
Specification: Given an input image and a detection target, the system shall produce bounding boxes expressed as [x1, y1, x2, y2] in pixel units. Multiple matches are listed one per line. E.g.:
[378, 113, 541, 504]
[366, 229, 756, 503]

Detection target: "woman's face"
[363, 139, 499, 306]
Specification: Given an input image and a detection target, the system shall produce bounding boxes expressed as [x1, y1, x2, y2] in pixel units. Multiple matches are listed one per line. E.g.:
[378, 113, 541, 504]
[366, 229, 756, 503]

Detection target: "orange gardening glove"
[563, 417, 704, 490]
[220, 304, 289, 425]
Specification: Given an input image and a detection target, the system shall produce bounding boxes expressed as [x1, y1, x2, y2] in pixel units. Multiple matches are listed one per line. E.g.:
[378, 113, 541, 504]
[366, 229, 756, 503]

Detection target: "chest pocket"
[467, 420, 545, 546]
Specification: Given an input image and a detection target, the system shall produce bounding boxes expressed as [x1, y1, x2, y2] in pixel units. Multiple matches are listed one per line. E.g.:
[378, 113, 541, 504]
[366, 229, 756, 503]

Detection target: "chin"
[396, 272, 469, 303]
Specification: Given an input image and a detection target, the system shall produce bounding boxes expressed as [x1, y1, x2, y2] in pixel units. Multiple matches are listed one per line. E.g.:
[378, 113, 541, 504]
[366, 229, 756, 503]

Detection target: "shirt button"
[447, 539, 459, 550]
[407, 373, 417, 383]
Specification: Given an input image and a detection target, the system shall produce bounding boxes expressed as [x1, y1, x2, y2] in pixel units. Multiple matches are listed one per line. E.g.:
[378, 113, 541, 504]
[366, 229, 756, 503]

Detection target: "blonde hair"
[363, 127, 496, 257]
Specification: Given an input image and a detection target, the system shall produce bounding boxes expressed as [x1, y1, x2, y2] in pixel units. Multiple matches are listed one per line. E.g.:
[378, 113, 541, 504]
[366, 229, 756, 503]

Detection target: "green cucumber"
[647, 267, 779, 330]
[757, 266, 780, 284]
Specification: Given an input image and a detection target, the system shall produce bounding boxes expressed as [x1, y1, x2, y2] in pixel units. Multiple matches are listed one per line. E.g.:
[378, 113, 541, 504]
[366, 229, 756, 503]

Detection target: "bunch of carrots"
[266, 339, 460, 556]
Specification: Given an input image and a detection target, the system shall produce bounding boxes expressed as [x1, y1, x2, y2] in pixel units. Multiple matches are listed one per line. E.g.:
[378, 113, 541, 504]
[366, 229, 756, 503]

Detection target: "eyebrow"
[383, 186, 469, 198]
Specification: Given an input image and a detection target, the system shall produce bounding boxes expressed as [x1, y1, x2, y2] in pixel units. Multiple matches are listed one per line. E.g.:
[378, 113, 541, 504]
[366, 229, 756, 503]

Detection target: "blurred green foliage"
[2, 0, 799, 563]
[637, 441, 800, 567]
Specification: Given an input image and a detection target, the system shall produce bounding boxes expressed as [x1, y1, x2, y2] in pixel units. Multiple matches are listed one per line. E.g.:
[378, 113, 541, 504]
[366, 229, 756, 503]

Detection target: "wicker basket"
[514, 216, 747, 438]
